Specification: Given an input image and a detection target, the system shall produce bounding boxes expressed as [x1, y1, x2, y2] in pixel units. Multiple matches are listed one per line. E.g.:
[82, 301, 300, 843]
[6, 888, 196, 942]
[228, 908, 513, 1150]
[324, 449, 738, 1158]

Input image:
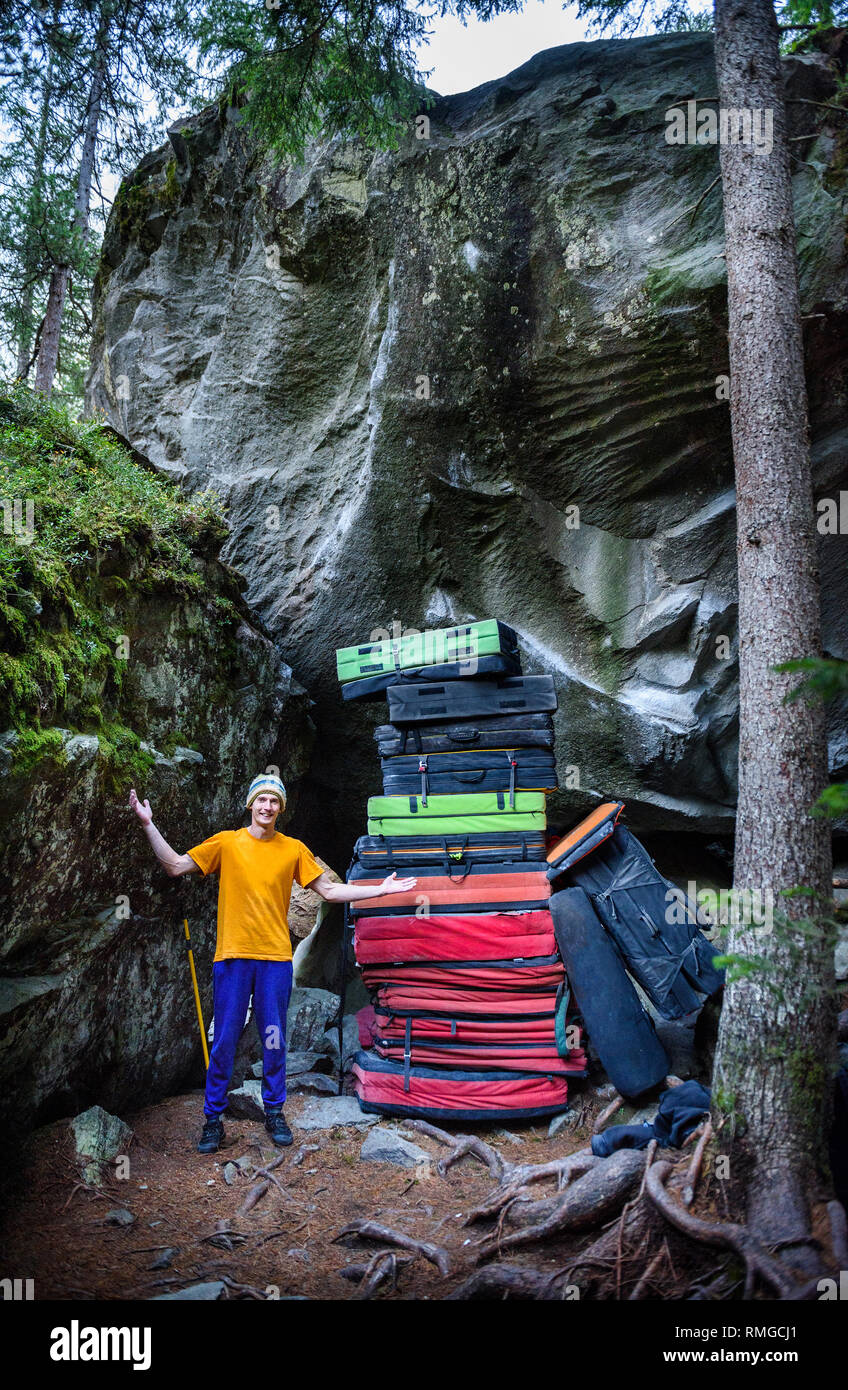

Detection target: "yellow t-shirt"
[187, 828, 324, 963]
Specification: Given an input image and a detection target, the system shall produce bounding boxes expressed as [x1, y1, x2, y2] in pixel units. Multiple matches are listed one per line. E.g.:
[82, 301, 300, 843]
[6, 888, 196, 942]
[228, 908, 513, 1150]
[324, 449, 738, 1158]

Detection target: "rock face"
[0, 491, 313, 1135]
[86, 32, 848, 859]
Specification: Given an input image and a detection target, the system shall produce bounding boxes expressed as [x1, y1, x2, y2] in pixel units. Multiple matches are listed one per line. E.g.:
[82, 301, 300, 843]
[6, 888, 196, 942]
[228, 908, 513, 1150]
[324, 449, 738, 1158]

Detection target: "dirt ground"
[0, 1085, 601, 1301]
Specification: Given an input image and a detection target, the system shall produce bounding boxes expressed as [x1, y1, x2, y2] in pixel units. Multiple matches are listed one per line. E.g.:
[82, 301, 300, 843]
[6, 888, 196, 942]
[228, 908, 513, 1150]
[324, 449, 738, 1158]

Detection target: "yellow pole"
[183, 918, 209, 1068]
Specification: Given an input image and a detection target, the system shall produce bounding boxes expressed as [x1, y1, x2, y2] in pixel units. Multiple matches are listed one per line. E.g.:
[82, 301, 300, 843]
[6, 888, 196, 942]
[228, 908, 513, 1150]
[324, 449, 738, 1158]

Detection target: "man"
[129, 774, 415, 1154]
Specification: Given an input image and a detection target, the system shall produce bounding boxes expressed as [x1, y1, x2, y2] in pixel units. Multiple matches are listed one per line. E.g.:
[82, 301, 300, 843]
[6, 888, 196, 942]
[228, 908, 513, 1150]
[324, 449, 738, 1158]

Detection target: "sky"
[413, 1, 592, 96]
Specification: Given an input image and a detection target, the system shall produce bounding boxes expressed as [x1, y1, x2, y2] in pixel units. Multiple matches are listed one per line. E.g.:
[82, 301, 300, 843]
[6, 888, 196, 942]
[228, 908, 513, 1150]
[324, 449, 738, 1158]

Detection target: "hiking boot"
[197, 1115, 224, 1153]
[264, 1109, 293, 1147]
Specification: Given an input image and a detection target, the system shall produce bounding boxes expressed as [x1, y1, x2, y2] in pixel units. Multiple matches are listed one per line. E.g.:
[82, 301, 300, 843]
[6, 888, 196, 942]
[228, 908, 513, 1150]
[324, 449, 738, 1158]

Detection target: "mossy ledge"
[0, 385, 241, 785]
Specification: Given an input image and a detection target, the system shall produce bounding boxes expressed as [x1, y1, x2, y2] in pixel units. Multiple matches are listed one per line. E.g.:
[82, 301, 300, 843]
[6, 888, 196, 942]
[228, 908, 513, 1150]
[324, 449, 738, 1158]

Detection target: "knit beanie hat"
[246, 774, 287, 811]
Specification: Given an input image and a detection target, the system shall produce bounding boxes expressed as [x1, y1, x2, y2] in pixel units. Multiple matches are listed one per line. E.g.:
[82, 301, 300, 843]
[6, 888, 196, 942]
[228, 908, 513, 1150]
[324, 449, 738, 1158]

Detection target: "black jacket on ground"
[591, 1081, 710, 1157]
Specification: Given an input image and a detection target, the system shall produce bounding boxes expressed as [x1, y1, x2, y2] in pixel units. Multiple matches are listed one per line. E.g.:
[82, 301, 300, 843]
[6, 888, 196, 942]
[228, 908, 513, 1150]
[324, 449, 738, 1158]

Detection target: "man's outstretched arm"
[309, 871, 416, 903]
[129, 789, 200, 878]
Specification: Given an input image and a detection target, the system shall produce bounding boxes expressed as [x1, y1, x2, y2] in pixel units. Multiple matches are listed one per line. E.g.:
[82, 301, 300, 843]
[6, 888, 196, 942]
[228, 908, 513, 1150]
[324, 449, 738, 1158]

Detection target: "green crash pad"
[336, 619, 518, 683]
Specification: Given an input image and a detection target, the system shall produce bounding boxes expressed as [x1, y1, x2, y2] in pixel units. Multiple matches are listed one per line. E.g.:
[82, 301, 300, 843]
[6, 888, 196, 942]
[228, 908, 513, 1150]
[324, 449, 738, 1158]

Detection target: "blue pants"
[204, 958, 293, 1117]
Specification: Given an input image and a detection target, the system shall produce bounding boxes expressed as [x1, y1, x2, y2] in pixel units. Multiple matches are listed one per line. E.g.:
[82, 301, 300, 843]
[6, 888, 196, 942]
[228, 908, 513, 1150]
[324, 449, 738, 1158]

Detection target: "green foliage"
[197, 0, 430, 162]
[0, 382, 231, 729]
[712, 1083, 741, 1124]
[713, 897, 838, 1008]
[196, 0, 525, 165]
[9, 724, 67, 776]
[776, 656, 848, 817]
[96, 721, 156, 793]
[710, 950, 772, 985]
[778, 0, 848, 36]
[777, 655, 848, 704]
[574, 0, 848, 39]
[573, 0, 713, 36]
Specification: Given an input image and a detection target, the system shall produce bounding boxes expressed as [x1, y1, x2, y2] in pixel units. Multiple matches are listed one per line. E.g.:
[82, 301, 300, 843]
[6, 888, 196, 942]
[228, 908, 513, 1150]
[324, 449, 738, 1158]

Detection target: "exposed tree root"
[627, 1247, 666, 1300]
[332, 1219, 452, 1277]
[339, 1250, 416, 1299]
[593, 1093, 624, 1134]
[827, 1200, 848, 1269]
[473, 1149, 647, 1261]
[237, 1152, 288, 1216]
[407, 1119, 599, 1229]
[290, 1144, 321, 1169]
[199, 1219, 249, 1251]
[645, 1159, 807, 1298]
[682, 1122, 712, 1206]
[220, 1274, 269, 1300]
[465, 1150, 598, 1225]
[332, 1109, 844, 1301]
[445, 1263, 581, 1300]
[406, 1120, 505, 1180]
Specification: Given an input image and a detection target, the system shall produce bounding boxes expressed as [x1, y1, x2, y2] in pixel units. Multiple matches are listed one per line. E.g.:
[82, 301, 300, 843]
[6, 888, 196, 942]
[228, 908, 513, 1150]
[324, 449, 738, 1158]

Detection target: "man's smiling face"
[252, 792, 282, 829]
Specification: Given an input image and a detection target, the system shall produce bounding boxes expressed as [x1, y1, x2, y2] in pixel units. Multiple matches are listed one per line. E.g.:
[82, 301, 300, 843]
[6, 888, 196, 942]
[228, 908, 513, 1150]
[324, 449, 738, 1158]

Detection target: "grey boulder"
[359, 1126, 431, 1169]
[286, 987, 340, 1055]
[294, 1096, 377, 1131]
[226, 1079, 265, 1121]
[71, 1105, 133, 1186]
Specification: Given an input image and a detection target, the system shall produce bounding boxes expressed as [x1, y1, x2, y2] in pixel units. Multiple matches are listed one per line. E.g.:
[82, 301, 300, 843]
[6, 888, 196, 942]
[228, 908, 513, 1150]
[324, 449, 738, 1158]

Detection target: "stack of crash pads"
[339, 620, 587, 1121]
[339, 620, 726, 1118]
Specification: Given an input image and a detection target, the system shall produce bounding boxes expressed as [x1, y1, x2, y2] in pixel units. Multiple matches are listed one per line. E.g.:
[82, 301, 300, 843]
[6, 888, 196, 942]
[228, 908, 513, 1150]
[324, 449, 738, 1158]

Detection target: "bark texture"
[711, 0, 836, 1256]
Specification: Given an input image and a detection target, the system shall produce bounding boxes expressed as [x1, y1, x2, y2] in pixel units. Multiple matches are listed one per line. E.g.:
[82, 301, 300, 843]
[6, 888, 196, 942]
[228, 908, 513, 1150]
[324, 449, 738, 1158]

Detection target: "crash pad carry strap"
[505, 749, 517, 808]
[554, 981, 572, 1057]
[403, 1016, 412, 1092]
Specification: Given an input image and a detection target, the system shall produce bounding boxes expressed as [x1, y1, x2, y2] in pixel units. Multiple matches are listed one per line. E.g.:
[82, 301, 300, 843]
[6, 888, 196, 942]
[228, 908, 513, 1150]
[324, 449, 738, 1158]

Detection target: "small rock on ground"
[71, 1106, 133, 1186]
[547, 1110, 581, 1138]
[359, 1126, 431, 1169]
[148, 1248, 178, 1270]
[152, 1281, 226, 1301]
[226, 1079, 265, 1121]
[294, 1096, 378, 1131]
[104, 1208, 135, 1227]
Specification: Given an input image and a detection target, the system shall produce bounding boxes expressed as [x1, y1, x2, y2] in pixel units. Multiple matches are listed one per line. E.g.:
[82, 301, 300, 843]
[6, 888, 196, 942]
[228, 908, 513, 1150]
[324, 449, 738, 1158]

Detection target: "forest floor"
[0, 1080, 660, 1302]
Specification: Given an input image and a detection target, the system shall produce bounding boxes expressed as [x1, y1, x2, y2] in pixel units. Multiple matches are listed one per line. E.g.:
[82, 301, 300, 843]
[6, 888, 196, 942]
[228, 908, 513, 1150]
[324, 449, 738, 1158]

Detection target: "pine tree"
[196, 0, 526, 163]
[575, 0, 842, 1262]
[1, 1, 203, 398]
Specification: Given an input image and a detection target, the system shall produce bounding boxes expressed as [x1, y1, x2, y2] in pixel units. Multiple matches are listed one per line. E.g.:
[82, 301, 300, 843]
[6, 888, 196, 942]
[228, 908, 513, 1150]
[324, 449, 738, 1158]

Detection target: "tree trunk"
[710, 0, 836, 1262]
[34, 5, 109, 395]
[15, 51, 54, 381]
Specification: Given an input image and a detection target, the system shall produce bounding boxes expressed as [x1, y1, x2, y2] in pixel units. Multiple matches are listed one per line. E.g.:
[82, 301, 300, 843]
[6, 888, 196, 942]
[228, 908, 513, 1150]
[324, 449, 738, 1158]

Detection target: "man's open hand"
[129, 788, 153, 826]
[380, 871, 417, 894]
